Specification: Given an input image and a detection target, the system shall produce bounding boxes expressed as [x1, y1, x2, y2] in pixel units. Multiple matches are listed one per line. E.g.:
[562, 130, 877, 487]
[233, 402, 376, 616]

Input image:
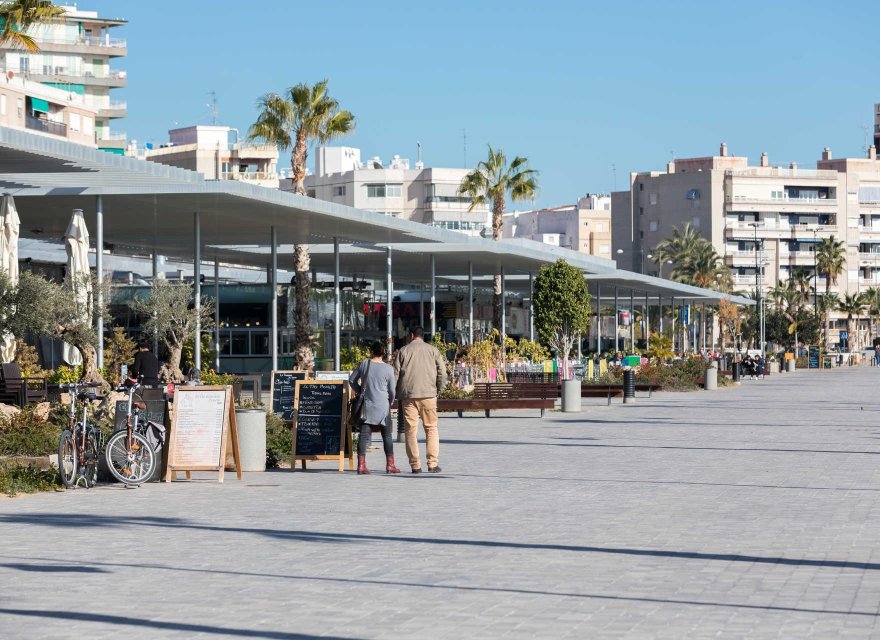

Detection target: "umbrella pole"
[96, 196, 104, 370]
[194, 211, 201, 372]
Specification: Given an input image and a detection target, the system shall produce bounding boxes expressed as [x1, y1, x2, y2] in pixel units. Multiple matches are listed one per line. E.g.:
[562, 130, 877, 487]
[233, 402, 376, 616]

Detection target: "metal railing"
[726, 167, 839, 179]
[33, 35, 127, 48]
[25, 116, 66, 137]
[98, 131, 127, 141]
[727, 195, 837, 206]
[220, 171, 278, 182]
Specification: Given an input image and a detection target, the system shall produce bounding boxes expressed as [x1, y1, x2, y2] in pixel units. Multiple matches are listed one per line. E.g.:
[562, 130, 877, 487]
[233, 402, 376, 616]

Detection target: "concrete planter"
[561, 379, 581, 413]
[704, 362, 718, 390]
[786, 359, 796, 373]
[234, 409, 267, 472]
[768, 361, 780, 374]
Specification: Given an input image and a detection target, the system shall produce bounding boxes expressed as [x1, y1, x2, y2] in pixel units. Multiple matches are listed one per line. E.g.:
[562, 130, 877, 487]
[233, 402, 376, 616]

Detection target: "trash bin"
[786, 358, 796, 372]
[623, 369, 636, 404]
[234, 409, 267, 472]
[732, 361, 741, 383]
[704, 361, 718, 390]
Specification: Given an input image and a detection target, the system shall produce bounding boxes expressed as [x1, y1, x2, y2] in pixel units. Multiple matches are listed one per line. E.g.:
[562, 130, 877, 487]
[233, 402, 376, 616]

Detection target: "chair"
[1, 363, 48, 407]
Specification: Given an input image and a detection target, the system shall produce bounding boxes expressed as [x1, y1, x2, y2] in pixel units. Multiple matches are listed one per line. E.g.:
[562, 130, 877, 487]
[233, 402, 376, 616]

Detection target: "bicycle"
[57, 382, 105, 489]
[104, 379, 158, 486]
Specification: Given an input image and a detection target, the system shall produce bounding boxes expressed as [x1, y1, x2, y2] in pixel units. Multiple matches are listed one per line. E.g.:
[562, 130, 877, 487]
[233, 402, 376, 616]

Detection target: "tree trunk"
[294, 244, 314, 370]
[161, 346, 183, 383]
[824, 276, 831, 350]
[291, 135, 308, 196]
[78, 344, 102, 383]
[491, 196, 504, 336]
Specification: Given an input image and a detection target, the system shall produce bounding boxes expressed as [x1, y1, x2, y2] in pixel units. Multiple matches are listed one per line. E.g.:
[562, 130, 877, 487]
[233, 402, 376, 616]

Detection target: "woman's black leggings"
[358, 421, 394, 456]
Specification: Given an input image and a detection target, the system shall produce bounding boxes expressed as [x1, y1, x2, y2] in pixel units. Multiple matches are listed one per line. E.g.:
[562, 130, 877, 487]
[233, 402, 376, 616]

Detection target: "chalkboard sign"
[270, 370, 308, 421]
[808, 346, 820, 369]
[114, 399, 168, 432]
[291, 380, 353, 472]
[164, 386, 241, 483]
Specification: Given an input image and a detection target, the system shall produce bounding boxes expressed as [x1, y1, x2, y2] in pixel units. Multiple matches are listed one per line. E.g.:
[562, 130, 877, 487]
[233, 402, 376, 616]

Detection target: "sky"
[82, 0, 878, 209]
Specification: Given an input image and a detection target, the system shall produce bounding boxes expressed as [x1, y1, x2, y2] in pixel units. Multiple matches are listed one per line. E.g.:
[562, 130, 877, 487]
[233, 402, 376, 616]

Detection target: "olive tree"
[532, 259, 591, 380]
[130, 279, 214, 383]
[0, 269, 107, 381]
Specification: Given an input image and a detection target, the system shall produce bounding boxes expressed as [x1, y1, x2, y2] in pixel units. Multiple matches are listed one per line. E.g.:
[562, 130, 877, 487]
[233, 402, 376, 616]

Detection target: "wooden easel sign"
[164, 385, 242, 483]
[269, 370, 308, 422]
[291, 379, 353, 472]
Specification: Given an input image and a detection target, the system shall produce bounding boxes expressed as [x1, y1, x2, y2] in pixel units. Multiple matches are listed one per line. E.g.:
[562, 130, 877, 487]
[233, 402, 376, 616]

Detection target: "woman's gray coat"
[348, 359, 396, 426]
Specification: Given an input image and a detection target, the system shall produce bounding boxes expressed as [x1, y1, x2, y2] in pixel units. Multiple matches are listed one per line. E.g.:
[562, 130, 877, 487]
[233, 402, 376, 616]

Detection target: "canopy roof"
[0, 127, 752, 306]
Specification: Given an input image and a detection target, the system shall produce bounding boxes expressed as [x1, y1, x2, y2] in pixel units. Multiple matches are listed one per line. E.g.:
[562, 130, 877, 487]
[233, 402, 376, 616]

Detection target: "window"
[333, 185, 346, 197]
[649, 221, 658, 231]
[649, 193, 658, 205]
[692, 216, 701, 228]
[0, 95, 6, 116]
[16, 98, 22, 117]
[82, 116, 92, 136]
[69, 112, 80, 132]
[367, 184, 402, 198]
[639, 206, 644, 216]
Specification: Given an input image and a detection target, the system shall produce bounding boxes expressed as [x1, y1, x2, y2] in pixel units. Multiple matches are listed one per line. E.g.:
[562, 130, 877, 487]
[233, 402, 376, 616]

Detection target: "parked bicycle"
[104, 379, 159, 486]
[57, 382, 105, 489]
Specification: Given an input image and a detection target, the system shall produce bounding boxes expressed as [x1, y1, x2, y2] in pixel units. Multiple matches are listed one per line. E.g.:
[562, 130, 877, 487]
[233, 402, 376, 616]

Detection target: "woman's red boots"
[385, 455, 401, 474]
[357, 455, 370, 475]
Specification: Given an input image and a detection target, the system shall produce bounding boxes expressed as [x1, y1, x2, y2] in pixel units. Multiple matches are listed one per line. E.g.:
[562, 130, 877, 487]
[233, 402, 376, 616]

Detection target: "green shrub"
[46, 365, 82, 385]
[265, 411, 291, 469]
[340, 345, 371, 371]
[201, 369, 239, 386]
[0, 461, 59, 496]
[440, 384, 472, 400]
[0, 408, 62, 456]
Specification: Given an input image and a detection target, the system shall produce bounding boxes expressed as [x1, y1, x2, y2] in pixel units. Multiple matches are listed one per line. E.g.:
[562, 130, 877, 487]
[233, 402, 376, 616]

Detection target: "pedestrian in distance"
[394, 326, 448, 474]
[348, 340, 399, 475]
[130, 341, 160, 386]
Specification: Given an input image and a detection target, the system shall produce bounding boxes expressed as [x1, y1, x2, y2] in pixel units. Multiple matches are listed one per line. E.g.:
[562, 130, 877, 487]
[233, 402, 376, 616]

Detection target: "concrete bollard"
[705, 361, 718, 390]
[786, 358, 796, 373]
[561, 379, 581, 412]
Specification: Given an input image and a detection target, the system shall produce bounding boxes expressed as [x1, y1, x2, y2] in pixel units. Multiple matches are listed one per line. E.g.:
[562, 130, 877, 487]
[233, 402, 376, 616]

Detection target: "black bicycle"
[57, 382, 105, 489]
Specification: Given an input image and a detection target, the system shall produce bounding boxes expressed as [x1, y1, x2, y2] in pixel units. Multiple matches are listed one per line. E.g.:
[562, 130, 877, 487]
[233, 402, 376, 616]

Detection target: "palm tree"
[0, 1, 63, 52]
[815, 236, 846, 347]
[654, 222, 703, 268]
[862, 287, 880, 347]
[769, 280, 809, 351]
[249, 80, 355, 368]
[838, 292, 867, 351]
[458, 146, 538, 329]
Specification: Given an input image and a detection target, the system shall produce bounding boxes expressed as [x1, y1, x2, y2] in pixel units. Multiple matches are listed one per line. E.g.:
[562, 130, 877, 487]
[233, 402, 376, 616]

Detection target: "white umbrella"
[63, 209, 92, 366]
[0, 195, 20, 363]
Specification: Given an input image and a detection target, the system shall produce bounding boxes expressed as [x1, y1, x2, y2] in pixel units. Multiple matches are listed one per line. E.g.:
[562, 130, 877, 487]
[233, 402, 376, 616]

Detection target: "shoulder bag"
[349, 359, 372, 427]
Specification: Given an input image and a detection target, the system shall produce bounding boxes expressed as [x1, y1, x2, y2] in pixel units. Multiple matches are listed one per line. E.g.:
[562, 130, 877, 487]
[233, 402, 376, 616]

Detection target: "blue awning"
[29, 97, 49, 113]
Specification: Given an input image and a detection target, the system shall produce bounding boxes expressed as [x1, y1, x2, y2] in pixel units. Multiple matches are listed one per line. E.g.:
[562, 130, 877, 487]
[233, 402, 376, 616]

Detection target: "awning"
[29, 97, 49, 113]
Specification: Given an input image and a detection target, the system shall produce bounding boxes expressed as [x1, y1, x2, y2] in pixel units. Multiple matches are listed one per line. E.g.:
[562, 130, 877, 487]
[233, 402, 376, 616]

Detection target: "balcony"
[725, 222, 836, 239]
[726, 195, 838, 212]
[858, 253, 880, 264]
[96, 100, 127, 118]
[30, 35, 127, 57]
[221, 171, 278, 182]
[25, 68, 127, 87]
[779, 251, 818, 265]
[25, 115, 67, 137]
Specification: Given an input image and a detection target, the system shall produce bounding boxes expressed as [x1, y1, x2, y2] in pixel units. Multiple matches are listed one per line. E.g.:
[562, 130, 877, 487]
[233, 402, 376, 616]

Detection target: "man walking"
[394, 326, 448, 473]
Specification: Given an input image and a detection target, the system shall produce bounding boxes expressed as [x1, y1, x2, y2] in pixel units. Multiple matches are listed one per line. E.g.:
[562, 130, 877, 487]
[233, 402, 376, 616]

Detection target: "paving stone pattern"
[2, 368, 880, 638]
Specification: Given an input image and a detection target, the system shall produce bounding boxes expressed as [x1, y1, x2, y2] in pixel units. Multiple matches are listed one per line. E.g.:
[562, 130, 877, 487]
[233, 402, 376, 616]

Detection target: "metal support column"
[658, 295, 663, 336]
[193, 212, 201, 372]
[386, 247, 393, 359]
[644, 290, 650, 352]
[95, 195, 104, 369]
[333, 238, 341, 370]
[596, 284, 602, 353]
[429, 254, 436, 337]
[528, 272, 535, 342]
[270, 226, 278, 372]
[500, 265, 506, 342]
[614, 287, 620, 352]
[419, 284, 424, 330]
[670, 296, 676, 354]
[630, 289, 635, 351]
[214, 258, 220, 371]
[152, 251, 159, 356]
[701, 304, 707, 352]
[468, 261, 474, 344]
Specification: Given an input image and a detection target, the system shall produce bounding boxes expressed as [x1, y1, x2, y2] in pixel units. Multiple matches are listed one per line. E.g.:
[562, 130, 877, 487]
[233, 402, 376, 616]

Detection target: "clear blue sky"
[86, 0, 877, 209]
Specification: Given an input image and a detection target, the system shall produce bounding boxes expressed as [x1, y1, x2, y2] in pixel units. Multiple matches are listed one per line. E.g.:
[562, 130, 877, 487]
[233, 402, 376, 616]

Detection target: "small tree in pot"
[131, 279, 214, 383]
[533, 259, 591, 381]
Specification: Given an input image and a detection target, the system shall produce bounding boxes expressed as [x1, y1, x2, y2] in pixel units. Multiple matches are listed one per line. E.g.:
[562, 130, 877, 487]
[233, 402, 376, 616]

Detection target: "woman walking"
[348, 341, 399, 474]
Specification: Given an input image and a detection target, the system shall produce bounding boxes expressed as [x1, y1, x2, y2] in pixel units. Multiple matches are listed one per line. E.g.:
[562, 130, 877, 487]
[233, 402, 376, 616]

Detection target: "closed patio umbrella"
[63, 209, 92, 367]
[0, 194, 20, 363]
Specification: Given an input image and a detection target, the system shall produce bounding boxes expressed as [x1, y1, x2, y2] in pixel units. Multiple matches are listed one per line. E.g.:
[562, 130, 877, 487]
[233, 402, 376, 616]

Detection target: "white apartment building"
[291, 146, 489, 236]
[612, 140, 880, 345]
[145, 126, 279, 189]
[0, 4, 127, 153]
[503, 194, 613, 258]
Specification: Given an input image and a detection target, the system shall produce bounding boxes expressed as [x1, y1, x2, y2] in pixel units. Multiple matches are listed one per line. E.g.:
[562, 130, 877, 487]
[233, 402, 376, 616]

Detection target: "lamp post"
[748, 222, 765, 356]
[616, 248, 651, 274]
[811, 226, 819, 320]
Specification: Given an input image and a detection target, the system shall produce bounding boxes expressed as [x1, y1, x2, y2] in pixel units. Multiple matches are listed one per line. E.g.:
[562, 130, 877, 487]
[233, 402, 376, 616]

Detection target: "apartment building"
[291, 146, 489, 236]
[145, 126, 279, 189]
[0, 4, 128, 153]
[502, 194, 613, 258]
[612, 141, 880, 344]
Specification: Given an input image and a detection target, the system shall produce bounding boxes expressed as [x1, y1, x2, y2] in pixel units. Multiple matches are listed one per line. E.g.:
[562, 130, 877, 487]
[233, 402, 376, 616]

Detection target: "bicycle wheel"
[82, 430, 100, 488]
[105, 431, 156, 486]
[58, 429, 77, 488]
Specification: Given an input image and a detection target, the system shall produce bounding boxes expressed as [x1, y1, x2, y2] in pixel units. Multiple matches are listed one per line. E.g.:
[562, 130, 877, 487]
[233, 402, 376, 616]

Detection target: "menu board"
[114, 400, 167, 432]
[292, 380, 351, 472]
[165, 386, 241, 482]
[808, 346, 820, 369]
[270, 370, 307, 421]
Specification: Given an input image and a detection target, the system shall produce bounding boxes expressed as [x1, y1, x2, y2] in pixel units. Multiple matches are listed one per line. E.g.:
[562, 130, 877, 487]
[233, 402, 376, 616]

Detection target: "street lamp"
[747, 222, 765, 356]
[617, 248, 651, 274]
[658, 258, 673, 279]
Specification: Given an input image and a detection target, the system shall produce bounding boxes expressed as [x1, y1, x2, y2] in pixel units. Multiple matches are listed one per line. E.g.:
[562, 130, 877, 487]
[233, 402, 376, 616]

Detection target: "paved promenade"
[2, 367, 880, 638]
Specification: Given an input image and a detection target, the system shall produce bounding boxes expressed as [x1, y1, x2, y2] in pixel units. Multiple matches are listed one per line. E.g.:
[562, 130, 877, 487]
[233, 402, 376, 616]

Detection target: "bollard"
[786, 358, 795, 372]
[561, 378, 581, 412]
[732, 361, 741, 383]
[704, 361, 718, 390]
[623, 369, 636, 404]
